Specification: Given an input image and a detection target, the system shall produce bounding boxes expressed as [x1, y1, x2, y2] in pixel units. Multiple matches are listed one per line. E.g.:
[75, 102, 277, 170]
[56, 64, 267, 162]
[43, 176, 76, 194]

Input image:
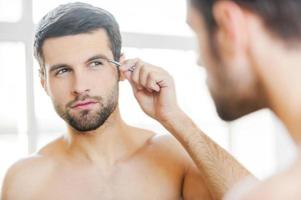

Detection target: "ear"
[119, 53, 126, 81]
[212, 0, 248, 59]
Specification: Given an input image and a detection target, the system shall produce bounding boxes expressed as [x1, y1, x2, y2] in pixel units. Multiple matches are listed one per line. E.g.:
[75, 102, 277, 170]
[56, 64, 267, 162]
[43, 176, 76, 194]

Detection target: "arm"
[182, 158, 214, 200]
[120, 58, 256, 199]
[163, 111, 253, 199]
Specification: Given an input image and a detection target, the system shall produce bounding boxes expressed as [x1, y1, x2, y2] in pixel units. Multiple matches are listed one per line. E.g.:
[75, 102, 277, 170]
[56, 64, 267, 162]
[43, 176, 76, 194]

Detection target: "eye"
[55, 67, 71, 76]
[89, 60, 104, 69]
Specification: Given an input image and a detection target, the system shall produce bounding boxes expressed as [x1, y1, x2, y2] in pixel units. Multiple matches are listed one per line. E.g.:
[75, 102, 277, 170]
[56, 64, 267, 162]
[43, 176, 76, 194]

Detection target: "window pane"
[0, 0, 22, 22]
[0, 42, 26, 133]
[33, 0, 193, 36]
[0, 42, 26, 187]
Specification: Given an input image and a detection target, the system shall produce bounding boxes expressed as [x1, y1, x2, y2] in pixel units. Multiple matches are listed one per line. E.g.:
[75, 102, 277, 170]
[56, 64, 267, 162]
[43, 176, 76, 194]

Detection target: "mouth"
[71, 100, 98, 110]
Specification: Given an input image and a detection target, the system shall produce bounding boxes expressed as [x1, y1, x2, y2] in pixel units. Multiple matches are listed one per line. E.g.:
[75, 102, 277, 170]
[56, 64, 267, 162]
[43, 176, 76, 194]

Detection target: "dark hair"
[34, 2, 122, 75]
[191, 0, 301, 45]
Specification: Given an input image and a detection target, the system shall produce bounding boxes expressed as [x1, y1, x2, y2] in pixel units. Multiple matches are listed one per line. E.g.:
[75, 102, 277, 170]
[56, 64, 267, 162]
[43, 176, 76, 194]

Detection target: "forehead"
[42, 29, 112, 65]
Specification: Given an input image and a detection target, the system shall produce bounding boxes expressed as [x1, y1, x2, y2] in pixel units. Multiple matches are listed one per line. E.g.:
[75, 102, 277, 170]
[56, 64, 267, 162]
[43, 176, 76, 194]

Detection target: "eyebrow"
[86, 54, 110, 63]
[49, 64, 70, 73]
[48, 54, 111, 73]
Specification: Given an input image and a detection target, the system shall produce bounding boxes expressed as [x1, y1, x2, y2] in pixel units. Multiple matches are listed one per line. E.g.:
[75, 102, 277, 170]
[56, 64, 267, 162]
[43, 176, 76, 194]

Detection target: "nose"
[71, 71, 90, 96]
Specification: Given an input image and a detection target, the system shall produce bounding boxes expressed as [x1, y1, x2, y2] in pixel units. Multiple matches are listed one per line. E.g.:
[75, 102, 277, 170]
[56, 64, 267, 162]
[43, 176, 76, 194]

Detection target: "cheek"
[89, 69, 118, 94]
[195, 30, 228, 88]
[232, 66, 259, 97]
[195, 28, 216, 69]
[47, 78, 72, 105]
[197, 36, 219, 81]
[200, 48, 230, 97]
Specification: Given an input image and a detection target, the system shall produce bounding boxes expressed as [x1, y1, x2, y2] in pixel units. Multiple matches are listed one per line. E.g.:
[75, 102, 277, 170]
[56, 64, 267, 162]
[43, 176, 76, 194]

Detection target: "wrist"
[158, 108, 188, 128]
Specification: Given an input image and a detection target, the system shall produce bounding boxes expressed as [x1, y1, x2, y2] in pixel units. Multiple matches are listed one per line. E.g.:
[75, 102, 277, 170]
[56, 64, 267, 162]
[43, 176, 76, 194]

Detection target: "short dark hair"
[191, 0, 301, 45]
[34, 2, 122, 75]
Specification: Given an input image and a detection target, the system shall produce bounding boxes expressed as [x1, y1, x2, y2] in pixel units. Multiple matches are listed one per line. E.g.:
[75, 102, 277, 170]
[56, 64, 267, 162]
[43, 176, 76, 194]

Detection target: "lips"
[71, 100, 98, 109]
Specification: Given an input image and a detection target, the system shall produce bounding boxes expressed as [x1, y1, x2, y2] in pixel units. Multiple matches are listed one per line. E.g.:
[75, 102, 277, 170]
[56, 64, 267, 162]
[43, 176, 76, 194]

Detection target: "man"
[121, 0, 301, 199]
[185, 0, 301, 199]
[1, 2, 250, 200]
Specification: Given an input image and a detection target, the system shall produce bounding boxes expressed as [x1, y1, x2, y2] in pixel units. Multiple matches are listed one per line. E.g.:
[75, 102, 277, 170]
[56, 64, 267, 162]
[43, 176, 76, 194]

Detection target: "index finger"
[119, 58, 140, 72]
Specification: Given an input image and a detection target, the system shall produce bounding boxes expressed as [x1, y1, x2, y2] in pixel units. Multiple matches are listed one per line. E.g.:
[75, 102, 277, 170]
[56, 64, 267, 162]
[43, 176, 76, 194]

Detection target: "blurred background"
[0, 0, 297, 186]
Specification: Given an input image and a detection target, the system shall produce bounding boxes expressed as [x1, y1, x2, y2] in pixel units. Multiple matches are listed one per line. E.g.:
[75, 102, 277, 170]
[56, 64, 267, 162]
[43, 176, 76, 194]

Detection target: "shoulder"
[144, 133, 203, 178]
[1, 137, 63, 199]
[147, 133, 212, 199]
[147, 133, 191, 164]
[1, 154, 55, 199]
[129, 128, 192, 172]
[225, 161, 301, 200]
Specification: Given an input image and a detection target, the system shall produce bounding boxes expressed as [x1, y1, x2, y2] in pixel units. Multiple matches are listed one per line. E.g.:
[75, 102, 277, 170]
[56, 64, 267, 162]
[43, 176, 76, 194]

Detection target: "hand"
[120, 58, 182, 122]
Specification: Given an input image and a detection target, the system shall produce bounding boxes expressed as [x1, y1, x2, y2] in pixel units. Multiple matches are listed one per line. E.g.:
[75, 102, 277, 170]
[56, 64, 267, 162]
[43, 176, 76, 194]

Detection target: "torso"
[20, 132, 187, 200]
[31, 159, 183, 200]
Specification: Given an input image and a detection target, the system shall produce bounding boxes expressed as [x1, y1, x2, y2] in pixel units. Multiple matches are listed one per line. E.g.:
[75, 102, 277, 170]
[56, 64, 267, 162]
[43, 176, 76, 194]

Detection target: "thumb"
[122, 70, 139, 93]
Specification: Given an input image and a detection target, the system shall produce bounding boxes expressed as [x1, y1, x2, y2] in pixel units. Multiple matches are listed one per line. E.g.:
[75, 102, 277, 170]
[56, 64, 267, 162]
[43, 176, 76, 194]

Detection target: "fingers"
[131, 61, 143, 90]
[119, 58, 138, 81]
[119, 58, 139, 74]
[146, 72, 162, 92]
[119, 58, 171, 93]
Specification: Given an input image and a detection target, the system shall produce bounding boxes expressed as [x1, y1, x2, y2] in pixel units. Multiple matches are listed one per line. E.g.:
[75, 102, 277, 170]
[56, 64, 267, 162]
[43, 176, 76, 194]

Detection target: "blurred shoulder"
[225, 161, 301, 200]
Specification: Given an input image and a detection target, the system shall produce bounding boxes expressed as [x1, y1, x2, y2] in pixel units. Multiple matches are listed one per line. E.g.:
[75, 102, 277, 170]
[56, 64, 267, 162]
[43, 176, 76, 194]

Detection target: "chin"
[215, 101, 266, 122]
[68, 121, 102, 133]
[216, 108, 244, 122]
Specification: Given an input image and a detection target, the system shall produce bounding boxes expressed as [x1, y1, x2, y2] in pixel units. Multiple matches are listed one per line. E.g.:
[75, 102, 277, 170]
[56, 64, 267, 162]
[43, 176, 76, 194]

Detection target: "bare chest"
[32, 163, 183, 200]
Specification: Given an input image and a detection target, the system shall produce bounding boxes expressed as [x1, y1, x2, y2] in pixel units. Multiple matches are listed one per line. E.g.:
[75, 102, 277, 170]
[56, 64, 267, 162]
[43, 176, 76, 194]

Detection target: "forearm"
[161, 110, 255, 199]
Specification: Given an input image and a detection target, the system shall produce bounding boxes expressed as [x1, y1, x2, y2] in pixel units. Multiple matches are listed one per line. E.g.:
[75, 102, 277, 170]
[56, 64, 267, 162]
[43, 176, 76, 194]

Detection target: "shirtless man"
[1, 2, 250, 200]
[151, 0, 301, 199]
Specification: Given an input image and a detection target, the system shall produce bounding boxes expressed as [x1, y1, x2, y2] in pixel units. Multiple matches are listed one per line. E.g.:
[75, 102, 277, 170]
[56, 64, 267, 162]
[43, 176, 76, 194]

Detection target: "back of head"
[190, 0, 301, 46]
[34, 2, 122, 74]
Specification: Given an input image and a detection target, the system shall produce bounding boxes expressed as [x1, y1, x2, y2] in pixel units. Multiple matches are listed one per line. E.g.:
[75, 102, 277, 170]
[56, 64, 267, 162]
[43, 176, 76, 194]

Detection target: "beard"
[54, 86, 118, 133]
[206, 64, 266, 122]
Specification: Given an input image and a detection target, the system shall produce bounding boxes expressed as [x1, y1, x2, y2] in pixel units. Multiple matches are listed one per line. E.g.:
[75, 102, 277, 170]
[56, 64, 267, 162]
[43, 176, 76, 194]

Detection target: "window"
[0, 0, 22, 22]
[33, 0, 193, 36]
[0, 43, 26, 133]
[0, 42, 27, 182]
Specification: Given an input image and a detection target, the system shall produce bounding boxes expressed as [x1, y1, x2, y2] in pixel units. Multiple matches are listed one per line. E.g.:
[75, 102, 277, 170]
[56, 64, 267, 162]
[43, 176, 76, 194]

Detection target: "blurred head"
[187, 0, 301, 121]
[34, 2, 122, 132]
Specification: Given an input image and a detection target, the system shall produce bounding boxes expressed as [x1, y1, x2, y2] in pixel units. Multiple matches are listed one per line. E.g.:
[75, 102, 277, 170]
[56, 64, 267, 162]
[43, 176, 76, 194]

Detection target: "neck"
[253, 40, 301, 148]
[64, 106, 137, 167]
